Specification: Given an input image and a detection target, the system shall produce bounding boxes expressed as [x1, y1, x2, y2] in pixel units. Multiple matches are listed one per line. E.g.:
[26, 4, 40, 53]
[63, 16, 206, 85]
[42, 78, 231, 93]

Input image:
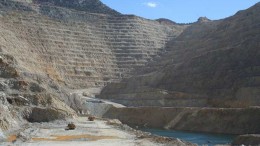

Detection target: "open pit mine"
[0, 0, 259, 145]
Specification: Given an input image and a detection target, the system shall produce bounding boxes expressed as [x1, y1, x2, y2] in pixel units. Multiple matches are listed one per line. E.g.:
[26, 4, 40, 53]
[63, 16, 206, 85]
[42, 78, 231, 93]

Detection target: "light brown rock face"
[99, 2, 260, 108]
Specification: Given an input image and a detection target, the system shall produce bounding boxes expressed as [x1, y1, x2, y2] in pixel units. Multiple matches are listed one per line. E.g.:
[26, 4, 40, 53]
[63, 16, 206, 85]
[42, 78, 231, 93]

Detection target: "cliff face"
[99, 2, 260, 107]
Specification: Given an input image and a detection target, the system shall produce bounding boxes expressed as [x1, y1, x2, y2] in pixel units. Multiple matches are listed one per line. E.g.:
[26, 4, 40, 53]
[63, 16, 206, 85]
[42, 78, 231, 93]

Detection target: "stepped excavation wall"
[0, 0, 187, 89]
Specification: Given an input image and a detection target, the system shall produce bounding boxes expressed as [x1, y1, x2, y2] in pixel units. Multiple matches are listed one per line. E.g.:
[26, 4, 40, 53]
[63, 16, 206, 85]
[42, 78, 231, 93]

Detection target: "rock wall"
[0, 41, 76, 132]
[103, 107, 260, 135]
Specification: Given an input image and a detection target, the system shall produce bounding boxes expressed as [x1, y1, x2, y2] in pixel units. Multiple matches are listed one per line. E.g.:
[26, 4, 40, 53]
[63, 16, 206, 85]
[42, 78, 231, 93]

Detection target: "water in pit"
[141, 128, 237, 146]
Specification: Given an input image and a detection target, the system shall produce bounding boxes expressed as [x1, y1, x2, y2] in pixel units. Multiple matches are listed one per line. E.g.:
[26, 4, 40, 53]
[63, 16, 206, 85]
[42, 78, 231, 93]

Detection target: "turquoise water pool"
[141, 128, 237, 146]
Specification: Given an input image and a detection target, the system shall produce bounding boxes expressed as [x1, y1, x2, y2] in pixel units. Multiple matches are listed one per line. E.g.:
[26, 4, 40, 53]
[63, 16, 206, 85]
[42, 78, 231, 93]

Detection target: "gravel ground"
[1, 117, 195, 146]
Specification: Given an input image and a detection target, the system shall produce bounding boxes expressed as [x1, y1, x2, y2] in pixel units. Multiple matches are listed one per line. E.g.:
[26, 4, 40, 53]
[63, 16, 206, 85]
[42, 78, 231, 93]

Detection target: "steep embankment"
[99, 2, 260, 107]
[103, 107, 260, 135]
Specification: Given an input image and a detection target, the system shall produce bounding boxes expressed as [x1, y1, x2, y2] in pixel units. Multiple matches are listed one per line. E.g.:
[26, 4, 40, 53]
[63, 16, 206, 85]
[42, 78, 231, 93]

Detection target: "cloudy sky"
[101, 0, 259, 23]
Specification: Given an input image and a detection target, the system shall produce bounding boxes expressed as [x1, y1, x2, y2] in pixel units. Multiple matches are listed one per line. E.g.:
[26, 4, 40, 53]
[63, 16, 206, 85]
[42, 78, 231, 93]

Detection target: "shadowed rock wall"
[103, 107, 260, 135]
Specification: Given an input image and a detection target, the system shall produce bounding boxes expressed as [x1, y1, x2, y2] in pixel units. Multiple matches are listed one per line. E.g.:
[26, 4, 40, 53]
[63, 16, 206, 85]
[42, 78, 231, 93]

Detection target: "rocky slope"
[99, 2, 260, 108]
[0, 0, 187, 135]
[0, 53, 76, 131]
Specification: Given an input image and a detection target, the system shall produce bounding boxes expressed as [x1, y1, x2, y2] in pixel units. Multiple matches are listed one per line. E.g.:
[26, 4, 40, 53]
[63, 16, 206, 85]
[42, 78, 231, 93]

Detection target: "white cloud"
[144, 2, 158, 8]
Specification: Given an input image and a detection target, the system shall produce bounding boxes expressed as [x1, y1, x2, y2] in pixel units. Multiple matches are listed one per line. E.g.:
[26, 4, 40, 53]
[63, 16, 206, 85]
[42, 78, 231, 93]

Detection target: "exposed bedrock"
[0, 92, 76, 132]
[103, 107, 260, 135]
[26, 107, 71, 122]
[0, 53, 76, 132]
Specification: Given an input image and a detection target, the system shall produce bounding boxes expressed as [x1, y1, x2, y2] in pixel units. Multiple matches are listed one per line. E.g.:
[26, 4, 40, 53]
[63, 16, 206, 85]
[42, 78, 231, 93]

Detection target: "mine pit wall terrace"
[0, 0, 188, 90]
[103, 106, 260, 135]
[99, 2, 260, 108]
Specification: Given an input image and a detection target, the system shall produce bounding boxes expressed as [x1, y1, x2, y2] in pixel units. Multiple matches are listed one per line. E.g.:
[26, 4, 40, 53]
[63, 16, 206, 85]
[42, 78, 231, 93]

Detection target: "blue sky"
[101, 0, 260, 23]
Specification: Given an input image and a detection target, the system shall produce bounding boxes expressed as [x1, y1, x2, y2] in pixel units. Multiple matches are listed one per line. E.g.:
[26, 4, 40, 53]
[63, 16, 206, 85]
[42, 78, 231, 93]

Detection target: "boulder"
[27, 107, 69, 122]
[67, 123, 76, 130]
[88, 116, 95, 121]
